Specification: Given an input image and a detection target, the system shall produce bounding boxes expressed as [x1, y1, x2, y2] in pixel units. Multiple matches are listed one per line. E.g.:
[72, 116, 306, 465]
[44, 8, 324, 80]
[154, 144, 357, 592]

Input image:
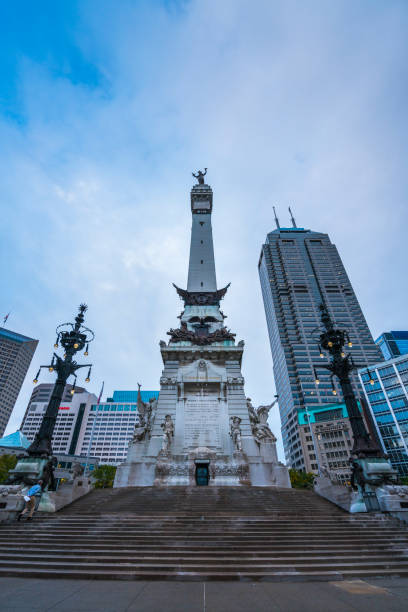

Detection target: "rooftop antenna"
[288, 206, 297, 228]
[273, 206, 280, 229]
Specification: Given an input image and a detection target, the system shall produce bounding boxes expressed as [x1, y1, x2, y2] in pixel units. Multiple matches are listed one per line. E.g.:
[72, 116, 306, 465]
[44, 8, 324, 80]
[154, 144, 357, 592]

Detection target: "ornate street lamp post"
[313, 303, 397, 510]
[8, 304, 94, 488]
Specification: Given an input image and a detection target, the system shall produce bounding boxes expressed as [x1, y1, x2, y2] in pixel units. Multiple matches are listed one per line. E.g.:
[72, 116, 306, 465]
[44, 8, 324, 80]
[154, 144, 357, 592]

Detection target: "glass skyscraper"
[258, 220, 383, 471]
[376, 331, 408, 361]
[359, 354, 408, 476]
[0, 326, 38, 436]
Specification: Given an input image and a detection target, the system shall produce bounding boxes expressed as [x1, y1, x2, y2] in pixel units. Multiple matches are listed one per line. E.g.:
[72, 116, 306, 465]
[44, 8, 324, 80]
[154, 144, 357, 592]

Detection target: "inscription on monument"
[184, 395, 222, 450]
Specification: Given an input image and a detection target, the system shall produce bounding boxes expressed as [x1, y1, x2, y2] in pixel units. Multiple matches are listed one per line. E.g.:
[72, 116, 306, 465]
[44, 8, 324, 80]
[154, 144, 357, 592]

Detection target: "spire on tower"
[288, 206, 297, 228]
[273, 206, 280, 229]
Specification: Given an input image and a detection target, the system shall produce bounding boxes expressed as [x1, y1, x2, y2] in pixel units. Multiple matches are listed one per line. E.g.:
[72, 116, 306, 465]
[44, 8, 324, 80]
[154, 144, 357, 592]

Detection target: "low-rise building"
[19, 386, 160, 466]
[298, 402, 366, 483]
[0, 430, 31, 456]
[376, 331, 408, 361]
[21, 385, 96, 455]
[77, 390, 159, 466]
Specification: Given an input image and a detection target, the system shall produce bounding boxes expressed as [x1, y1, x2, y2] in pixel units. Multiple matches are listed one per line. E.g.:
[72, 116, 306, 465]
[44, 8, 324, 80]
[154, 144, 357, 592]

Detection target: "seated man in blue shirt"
[18, 480, 43, 521]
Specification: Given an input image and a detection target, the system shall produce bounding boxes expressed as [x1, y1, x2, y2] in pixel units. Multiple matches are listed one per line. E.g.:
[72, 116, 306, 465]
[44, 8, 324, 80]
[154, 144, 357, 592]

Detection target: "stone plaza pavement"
[1, 577, 408, 611]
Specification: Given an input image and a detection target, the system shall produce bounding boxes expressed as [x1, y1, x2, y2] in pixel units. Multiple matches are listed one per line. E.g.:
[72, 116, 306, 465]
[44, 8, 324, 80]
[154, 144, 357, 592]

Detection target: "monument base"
[115, 442, 291, 488]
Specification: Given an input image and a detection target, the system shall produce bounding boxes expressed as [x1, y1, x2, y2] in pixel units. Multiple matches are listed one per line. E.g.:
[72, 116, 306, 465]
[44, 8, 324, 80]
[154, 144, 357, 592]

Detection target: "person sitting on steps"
[17, 480, 43, 521]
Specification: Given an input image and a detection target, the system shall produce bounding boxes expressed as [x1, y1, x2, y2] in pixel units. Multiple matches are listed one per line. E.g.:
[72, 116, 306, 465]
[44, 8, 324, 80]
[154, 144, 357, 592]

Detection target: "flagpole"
[84, 381, 104, 476]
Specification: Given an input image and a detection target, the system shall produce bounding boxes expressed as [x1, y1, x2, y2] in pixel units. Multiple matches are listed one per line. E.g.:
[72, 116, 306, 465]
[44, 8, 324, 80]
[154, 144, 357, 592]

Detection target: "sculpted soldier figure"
[230, 416, 243, 452]
[161, 415, 174, 452]
[192, 168, 207, 185]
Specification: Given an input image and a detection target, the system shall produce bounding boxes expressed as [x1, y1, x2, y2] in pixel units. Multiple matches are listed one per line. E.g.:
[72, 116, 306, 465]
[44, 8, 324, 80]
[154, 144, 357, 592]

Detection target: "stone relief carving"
[247, 397, 279, 445]
[167, 321, 236, 345]
[168, 464, 190, 476]
[173, 283, 230, 306]
[227, 376, 245, 385]
[160, 376, 177, 385]
[230, 416, 243, 452]
[161, 414, 175, 452]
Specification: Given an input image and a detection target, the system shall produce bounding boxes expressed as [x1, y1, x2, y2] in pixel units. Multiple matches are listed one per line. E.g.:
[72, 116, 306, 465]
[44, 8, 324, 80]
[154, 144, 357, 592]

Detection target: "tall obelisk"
[114, 172, 290, 487]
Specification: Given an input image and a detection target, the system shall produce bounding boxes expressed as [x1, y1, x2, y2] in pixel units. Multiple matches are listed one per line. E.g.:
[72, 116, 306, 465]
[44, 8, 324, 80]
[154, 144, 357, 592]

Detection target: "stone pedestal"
[314, 474, 362, 512]
[0, 485, 25, 524]
[37, 477, 94, 513]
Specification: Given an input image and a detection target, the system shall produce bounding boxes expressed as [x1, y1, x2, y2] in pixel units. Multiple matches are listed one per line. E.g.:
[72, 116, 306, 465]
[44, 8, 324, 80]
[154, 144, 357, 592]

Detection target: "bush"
[0, 454, 17, 484]
[92, 464, 117, 488]
[289, 468, 315, 489]
[399, 476, 408, 486]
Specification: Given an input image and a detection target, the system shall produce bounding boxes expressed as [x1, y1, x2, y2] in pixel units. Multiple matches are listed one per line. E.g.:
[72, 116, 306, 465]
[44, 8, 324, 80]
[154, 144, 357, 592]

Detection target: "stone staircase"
[1, 487, 408, 581]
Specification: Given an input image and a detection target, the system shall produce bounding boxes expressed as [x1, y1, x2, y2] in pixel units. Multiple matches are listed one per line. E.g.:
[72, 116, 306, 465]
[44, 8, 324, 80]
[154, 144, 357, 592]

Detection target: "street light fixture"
[8, 304, 95, 488]
[312, 302, 397, 508]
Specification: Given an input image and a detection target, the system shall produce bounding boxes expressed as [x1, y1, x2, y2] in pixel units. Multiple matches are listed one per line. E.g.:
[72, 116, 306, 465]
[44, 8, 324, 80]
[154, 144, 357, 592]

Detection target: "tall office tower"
[258, 212, 383, 471]
[21, 384, 96, 455]
[376, 331, 408, 360]
[0, 327, 38, 436]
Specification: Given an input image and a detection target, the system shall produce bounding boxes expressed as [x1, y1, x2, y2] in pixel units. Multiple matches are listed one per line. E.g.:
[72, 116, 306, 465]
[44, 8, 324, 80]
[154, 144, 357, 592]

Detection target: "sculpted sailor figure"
[161, 415, 174, 452]
[230, 416, 243, 452]
[192, 168, 207, 185]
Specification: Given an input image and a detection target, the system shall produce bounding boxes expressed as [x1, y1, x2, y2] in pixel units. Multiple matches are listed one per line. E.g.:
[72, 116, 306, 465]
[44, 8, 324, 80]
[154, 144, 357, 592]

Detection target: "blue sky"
[1, 1, 407, 460]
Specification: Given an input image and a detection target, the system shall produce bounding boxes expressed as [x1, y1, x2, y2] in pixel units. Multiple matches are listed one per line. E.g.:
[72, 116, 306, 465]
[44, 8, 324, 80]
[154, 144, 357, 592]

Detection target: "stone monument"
[114, 173, 290, 487]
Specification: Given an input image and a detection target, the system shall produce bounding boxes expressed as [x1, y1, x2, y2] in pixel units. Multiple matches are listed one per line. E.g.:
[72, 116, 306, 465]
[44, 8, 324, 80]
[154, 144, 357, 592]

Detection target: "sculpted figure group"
[132, 393, 158, 443]
[247, 397, 278, 445]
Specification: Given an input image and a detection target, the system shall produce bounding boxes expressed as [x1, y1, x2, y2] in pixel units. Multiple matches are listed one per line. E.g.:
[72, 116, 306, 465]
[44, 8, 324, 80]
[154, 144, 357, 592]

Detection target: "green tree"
[92, 464, 117, 488]
[0, 454, 17, 484]
[400, 476, 408, 486]
[289, 468, 315, 490]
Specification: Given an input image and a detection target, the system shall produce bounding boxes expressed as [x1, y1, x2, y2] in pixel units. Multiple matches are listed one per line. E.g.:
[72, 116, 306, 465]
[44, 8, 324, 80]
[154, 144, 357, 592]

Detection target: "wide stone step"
[1, 547, 406, 558]
[2, 544, 406, 554]
[1, 486, 406, 581]
[2, 537, 407, 548]
[56, 487, 345, 516]
[2, 527, 403, 536]
[1, 559, 408, 574]
[26, 516, 383, 522]
[0, 552, 406, 565]
[2, 567, 408, 582]
[1, 533, 406, 543]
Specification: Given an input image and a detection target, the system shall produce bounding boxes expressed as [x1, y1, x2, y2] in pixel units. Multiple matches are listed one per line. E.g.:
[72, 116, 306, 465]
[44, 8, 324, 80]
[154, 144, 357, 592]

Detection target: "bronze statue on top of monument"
[192, 168, 207, 185]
